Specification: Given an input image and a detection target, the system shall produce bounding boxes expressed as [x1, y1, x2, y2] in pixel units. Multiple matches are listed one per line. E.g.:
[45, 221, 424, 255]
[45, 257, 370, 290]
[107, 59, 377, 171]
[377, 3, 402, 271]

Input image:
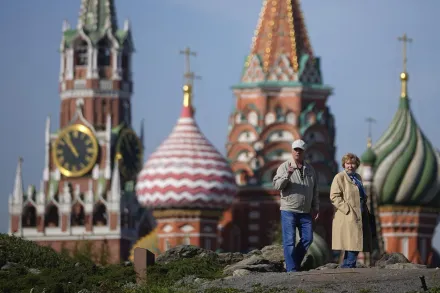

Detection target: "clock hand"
[64, 134, 79, 158]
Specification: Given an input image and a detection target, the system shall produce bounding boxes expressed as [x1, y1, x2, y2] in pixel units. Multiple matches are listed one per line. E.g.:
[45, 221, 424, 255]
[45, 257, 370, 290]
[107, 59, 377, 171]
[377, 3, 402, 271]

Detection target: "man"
[273, 139, 319, 272]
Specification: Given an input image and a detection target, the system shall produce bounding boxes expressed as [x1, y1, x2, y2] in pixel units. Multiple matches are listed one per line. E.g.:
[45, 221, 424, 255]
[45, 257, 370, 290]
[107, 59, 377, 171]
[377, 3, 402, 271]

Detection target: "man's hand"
[287, 164, 294, 174]
[313, 212, 320, 221]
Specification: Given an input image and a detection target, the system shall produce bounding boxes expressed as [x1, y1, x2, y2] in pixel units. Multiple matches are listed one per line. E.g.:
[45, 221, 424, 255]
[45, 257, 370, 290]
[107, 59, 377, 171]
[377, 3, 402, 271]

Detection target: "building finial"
[365, 117, 376, 148]
[179, 47, 201, 114]
[398, 33, 413, 98]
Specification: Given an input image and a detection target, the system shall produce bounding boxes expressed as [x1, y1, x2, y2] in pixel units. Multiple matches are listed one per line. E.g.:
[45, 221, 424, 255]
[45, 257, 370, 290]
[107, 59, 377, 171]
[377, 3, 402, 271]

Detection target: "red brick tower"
[221, 0, 338, 252]
[8, 0, 149, 264]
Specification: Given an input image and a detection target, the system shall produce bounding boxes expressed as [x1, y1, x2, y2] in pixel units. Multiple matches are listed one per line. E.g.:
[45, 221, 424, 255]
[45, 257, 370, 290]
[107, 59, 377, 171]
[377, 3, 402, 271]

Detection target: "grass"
[1, 234, 286, 293]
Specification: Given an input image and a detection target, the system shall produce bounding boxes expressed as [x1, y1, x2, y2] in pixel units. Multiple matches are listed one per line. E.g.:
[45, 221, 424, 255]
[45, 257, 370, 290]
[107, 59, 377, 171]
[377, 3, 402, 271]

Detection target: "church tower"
[8, 0, 149, 264]
[221, 0, 338, 252]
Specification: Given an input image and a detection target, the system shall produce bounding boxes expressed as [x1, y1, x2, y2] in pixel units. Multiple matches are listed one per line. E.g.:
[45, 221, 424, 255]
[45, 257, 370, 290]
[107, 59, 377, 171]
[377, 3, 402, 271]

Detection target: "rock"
[315, 263, 339, 270]
[156, 245, 217, 264]
[28, 268, 41, 275]
[384, 263, 427, 269]
[1, 262, 18, 270]
[261, 245, 284, 264]
[232, 269, 251, 277]
[356, 262, 369, 268]
[217, 252, 244, 265]
[223, 255, 283, 275]
[245, 249, 262, 258]
[375, 253, 410, 268]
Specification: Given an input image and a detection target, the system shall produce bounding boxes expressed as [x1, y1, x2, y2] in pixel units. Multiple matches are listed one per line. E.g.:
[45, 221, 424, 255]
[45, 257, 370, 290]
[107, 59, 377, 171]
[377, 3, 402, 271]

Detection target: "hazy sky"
[1, 1, 440, 248]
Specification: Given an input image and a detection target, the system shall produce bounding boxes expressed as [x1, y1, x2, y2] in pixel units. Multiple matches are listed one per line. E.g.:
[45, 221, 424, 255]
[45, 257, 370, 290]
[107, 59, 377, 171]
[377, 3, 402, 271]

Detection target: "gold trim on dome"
[246, 0, 268, 68]
[286, 0, 298, 72]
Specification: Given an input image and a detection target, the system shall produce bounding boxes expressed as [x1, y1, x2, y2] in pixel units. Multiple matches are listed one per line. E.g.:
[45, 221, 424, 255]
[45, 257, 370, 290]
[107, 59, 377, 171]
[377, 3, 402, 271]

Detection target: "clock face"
[116, 128, 143, 180]
[52, 124, 99, 177]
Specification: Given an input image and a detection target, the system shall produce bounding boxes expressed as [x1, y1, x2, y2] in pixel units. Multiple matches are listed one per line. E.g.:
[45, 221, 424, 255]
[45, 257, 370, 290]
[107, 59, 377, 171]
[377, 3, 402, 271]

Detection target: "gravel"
[199, 268, 440, 293]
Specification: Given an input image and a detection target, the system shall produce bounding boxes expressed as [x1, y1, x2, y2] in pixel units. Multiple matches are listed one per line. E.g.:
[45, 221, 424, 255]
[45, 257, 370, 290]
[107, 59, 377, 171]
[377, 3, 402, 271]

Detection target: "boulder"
[223, 255, 283, 275]
[217, 252, 244, 265]
[156, 245, 217, 264]
[375, 253, 410, 268]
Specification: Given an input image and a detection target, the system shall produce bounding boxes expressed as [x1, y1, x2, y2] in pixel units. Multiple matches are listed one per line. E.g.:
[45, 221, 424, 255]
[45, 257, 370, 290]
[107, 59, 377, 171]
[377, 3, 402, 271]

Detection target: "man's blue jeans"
[341, 251, 359, 268]
[281, 210, 313, 272]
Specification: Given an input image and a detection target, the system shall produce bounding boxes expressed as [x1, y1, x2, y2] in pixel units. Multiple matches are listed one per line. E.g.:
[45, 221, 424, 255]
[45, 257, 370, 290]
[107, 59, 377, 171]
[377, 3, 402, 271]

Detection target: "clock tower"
[8, 0, 150, 264]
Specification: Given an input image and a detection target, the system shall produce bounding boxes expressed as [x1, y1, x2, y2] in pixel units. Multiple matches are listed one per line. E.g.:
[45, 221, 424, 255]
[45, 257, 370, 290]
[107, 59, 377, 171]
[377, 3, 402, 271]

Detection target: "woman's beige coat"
[330, 171, 372, 252]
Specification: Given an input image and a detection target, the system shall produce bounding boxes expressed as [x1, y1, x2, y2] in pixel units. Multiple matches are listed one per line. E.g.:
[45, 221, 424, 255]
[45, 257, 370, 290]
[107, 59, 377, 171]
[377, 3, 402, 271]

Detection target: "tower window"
[74, 40, 88, 66]
[97, 39, 111, 67]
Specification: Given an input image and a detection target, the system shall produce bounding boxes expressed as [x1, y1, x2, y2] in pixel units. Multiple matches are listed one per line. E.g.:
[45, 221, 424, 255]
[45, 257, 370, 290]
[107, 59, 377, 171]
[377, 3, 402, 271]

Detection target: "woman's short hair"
[341, 153, 360, 168]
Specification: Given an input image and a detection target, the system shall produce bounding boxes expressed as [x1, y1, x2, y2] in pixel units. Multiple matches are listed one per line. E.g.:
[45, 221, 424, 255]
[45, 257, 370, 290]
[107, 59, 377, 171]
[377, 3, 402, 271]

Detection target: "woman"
[330, 153, 372, 268]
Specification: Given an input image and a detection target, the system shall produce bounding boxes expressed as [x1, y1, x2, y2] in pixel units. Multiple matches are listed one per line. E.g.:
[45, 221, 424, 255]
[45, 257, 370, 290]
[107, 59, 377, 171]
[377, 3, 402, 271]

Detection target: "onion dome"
[301, 231, 331, 268]
[361, 138, 377, 165]
[136, 83, 237, 210]
[368, 70, 440, 207]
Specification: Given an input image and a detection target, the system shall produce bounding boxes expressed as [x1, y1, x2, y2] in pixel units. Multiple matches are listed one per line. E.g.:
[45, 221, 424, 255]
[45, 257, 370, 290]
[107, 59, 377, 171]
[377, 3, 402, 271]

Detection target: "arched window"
[71, 203, 85, 226]
[22, 205, 37, 227]
[248, 111, 258, 126]
[286, 112, 297, 125]
[45, 205, 59, 227]
[97, 38, 111, 67]
[265, 113, 275, 125]
[93, 203, 108, 226]
[74, 40, 88, 66]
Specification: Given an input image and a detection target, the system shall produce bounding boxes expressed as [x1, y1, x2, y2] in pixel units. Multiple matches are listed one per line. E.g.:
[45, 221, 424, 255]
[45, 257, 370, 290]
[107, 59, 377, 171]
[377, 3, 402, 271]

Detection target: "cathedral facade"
[219, 0, 338, 252]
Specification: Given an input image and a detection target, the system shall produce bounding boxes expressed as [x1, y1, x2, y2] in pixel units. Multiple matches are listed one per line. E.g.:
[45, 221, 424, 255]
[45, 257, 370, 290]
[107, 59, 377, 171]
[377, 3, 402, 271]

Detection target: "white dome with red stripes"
[136, 85, 237, 210]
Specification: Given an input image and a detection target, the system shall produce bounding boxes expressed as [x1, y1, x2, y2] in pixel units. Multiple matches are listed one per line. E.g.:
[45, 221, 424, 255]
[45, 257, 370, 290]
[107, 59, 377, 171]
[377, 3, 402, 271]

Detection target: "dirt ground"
[202, 268, 440, 293]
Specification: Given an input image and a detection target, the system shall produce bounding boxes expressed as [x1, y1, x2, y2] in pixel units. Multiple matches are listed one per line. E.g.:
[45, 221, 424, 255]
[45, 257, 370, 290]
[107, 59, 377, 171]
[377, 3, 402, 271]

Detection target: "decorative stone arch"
[228, 124, 258, 144]
[259, 124, 300, 143]
[264, 141, 292, 162]
[230, 162, 253, 186]
[227, 143, 256, 162]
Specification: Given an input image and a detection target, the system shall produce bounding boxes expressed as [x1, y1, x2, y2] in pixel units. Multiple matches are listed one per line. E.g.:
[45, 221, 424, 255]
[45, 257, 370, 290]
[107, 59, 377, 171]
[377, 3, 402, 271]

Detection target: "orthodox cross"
[365, 117, 376, 147]
[179, 47, 201, 85]
[398, 33, 413, 72]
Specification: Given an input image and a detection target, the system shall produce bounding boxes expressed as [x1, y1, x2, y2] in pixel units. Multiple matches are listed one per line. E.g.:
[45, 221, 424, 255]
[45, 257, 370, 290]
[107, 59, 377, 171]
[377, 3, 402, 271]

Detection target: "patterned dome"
[136, 84, 237, 210]
[366, 73, 440, 207]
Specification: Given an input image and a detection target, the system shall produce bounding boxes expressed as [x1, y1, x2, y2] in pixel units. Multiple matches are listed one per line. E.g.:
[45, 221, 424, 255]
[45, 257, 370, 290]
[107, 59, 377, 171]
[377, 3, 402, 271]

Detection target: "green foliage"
[0, 234, 73, 269]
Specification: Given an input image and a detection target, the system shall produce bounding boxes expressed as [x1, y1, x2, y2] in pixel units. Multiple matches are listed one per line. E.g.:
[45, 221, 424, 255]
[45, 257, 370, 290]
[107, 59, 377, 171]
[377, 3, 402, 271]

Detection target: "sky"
[1, 0, 440, 248]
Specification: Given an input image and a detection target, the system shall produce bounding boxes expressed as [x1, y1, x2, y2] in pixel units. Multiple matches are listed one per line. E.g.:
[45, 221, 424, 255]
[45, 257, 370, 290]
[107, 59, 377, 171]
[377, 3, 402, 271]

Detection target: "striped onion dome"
[367, 72, 440, 207]
[135, 84, 237, 210]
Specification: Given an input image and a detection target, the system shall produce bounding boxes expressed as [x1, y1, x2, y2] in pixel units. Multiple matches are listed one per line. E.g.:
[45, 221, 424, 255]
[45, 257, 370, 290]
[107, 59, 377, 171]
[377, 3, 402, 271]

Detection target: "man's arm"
[273, 162, 291, 191]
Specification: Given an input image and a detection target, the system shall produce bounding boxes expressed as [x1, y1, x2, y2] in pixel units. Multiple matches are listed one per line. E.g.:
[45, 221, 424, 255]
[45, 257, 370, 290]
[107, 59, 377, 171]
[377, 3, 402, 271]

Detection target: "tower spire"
[398, 33, 412, 98]
[78, 0, 118, 32]
[365, 117, 376, 148]
[13, 157, 24, 203]
[248, 0, 313, 72]
[179, 47, 201, 117]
